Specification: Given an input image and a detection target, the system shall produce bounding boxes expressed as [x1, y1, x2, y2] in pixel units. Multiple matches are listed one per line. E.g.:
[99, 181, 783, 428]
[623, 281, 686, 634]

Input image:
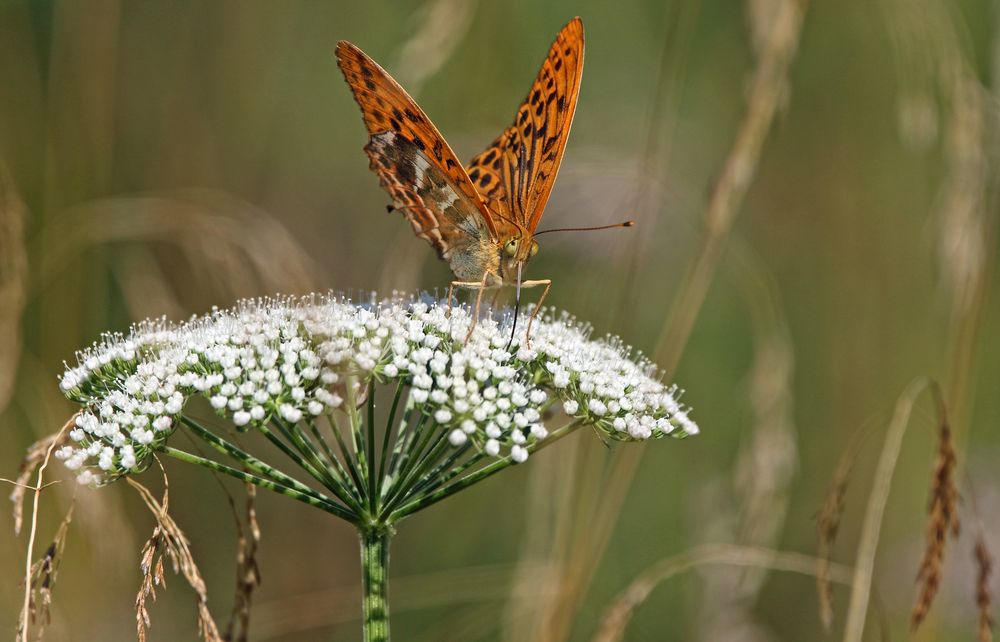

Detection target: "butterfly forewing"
[466, 17, 584, 233]
[336, 41, 500, 277]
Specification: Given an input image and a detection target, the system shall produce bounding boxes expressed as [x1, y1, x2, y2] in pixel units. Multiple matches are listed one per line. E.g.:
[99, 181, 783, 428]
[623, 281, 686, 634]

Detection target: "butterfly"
[336, 17, 630, 342]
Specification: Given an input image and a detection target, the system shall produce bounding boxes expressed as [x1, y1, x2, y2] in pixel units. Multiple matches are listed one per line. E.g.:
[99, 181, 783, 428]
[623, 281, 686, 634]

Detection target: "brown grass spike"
[815, 428, 868, 631]
[911, 393, 960, 630]
[975, 533, 994, 642]
[128, 466, 222, 642]
[16, 503, 75, 642]
[224, 484, 262, 642]
[16, 418, 73, 642]
[816, 463, 848, 630]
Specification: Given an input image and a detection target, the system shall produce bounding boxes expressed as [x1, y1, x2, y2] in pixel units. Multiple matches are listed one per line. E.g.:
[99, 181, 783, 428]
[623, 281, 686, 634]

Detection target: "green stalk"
[308, 418, 364, 507]
[381, 435, 452, 514]
[161, 446, 356, 522]
[380, 417, 440, 509]
[388, 419, 583, 521]
[399, 444, 474, 501]
[366, 381, 377, 512]
[258, 422, 333, 488]
[376, 381, 406, 496]
[272, 417, 346, 496]
[330, 411, 369, 505]
[359, 528, 391, 642]
[180, 416, 317, 497]
[346, 376, 370, 485]
[385, 408, 416, 479]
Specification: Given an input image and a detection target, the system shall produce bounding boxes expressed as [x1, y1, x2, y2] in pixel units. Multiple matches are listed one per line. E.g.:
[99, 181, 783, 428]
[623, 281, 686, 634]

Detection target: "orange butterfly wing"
[336, 41, 500, 279]
[466, 17, 584, 234]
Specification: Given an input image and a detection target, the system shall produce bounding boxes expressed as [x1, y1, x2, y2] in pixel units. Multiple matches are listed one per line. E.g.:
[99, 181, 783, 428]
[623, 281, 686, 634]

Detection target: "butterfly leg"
[448, 272, 497, 343]
[446, 281, 457, 317]
[465, 271, 496, 342]
[519, 279, 552, 347]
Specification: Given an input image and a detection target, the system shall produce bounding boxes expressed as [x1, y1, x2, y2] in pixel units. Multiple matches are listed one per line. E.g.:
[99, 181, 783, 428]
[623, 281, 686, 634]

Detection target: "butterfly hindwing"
[467, 17, 584, 233]
[336, 40, 499, 278]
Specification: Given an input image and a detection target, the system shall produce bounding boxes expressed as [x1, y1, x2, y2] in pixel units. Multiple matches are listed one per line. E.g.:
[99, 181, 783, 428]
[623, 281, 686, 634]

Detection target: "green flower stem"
[382, 412, 425, 498]
[330, 412, 369, 505]
[345, 376, 370, 486]
[393, 414, 439, 481]
[279, 418, 365, 513]
[388, 419, 583, 521]
[376, 381, 406, 497]
[398, 444, 473, 501]
[308, 418, 364, 507]
[288, 419, 341, 480]
[366, 382, 377, 512]
[418, 451, 487, 495]
[161, 446, 357, 522]
[381, 418, 440, 508]
[385, 408, 415, 478]
[382, 435, 453, 514]
[272, 417, 346, 496]
[307, 419, 341, 468]
[180, 416, 319, 498]
[359, 528, 391, 642]
[258, 422, 338, 494]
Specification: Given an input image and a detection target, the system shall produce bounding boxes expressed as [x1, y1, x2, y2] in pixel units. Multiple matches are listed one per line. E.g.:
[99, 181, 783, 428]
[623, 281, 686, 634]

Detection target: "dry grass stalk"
[591, 543, 854, 642]
[128, 470, 222, 642]
[0, 159, 29, 413]
[16, 502, 75, 642]
[975, 532, 994, 642]
[816, 463, 848, 630]
[16, 418, 73, 642]
[9, 427, 72, 535]
[815, 428, 868, 631]
[654, 0, 809, 374]
[691, 241, 799, 639]
[251, 561, 559, 640]
[35, 190, 322, 299]
[910, 396, 960, 630]
[843, 378, 930, 642]
[224, 484, 262, 642]
[536, 3, 813, 637]
[392, 0, 475, 97]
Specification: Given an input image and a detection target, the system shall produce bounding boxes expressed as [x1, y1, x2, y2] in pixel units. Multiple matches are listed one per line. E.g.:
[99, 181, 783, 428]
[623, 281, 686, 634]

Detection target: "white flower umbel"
[58, 294, 697, 493]
[54, 292, 698, 642]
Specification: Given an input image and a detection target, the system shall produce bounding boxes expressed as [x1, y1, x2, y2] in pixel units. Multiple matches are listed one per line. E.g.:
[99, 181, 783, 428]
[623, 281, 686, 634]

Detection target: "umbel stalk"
[360, 528, 391, 642]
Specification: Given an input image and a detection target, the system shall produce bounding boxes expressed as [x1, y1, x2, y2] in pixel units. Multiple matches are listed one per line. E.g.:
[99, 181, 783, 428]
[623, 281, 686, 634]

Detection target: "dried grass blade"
[128, 469, 222, 642]
[975, 532, 994, 642]
[16, 502, 75, 642]
[16, 418, 72, 642]
[224, 484, 262, 642]
[911, 391, 960, 630]
[842, 379, 930, 642]
[593, 543, 854, 642]
[0, 160, 29, 413]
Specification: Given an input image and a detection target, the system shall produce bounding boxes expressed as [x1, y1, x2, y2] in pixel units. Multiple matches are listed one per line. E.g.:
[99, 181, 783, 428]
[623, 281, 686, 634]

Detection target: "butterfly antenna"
[532, 220, 635, 236]
[506, 262, 523, 350]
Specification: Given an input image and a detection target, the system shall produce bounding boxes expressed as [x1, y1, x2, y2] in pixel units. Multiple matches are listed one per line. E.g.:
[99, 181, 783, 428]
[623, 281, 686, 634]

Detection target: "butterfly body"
[337, 17, 587, 340]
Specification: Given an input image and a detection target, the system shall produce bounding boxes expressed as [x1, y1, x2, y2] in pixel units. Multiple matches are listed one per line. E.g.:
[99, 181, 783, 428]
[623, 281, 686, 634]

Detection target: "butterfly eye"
[529, 241, 539, 257]
[504, 239, 518, 256]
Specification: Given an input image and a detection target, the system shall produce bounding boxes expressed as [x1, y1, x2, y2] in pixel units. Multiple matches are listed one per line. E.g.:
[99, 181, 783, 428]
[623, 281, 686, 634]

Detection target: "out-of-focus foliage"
[1, 1, 998, 640]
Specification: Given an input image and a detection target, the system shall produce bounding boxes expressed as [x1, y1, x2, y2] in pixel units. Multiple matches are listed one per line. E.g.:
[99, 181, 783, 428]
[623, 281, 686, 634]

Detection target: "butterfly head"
[500, 235, 539, 280]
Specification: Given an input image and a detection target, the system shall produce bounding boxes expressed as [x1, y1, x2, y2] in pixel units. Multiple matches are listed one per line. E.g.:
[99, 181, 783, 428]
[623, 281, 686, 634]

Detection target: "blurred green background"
[1, 0, 998, 640]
